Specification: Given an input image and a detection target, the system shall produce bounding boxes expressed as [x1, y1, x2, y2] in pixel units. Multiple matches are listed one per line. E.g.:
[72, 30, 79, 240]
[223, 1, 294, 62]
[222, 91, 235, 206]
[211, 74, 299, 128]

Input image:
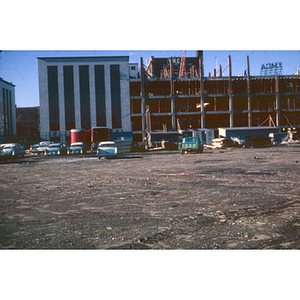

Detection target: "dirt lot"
[1, 145, 300, 249]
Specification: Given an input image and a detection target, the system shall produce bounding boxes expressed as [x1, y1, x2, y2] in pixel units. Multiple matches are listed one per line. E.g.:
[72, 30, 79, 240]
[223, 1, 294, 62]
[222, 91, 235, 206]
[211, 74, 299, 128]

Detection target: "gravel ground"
[1, 145, 300, 249]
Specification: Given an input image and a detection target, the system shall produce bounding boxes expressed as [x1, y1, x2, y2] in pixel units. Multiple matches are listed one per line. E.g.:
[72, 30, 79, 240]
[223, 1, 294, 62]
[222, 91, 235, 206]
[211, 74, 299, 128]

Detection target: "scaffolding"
[178, 50, 187, 78]
[131, 54, 300, 142]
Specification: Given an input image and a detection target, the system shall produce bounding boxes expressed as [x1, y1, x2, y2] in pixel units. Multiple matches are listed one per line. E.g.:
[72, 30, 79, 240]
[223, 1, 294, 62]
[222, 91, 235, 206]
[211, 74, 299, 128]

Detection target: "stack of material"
[279, 132, 300, 145]
[245, 135, 272, 148]
[230, 137, 245, 147]
[211, 138, 234, 149]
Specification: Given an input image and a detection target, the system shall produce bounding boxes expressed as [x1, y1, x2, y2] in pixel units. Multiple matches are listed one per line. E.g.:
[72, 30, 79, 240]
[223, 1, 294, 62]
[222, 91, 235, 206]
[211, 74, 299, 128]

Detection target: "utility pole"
[140, 57, 146, 140]
[275, 75, 281, 127]
[228, 55, 234, 127]
[170, 57, 176, 130]
[247, 55, 252, 127]
[199, 57, 205, 128]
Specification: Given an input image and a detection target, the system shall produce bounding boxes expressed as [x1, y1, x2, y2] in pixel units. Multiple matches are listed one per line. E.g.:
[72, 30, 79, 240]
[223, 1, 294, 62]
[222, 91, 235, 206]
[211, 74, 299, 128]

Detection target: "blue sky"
[1, 2, 299, 107]
[1, 1, 299, 107]
[1, 50, 299, 107]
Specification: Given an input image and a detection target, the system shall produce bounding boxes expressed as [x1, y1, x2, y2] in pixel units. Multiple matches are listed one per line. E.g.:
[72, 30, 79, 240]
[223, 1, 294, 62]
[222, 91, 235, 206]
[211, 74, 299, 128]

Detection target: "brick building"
[36, 53, 300, 144]
[16, 106, 39, 139]
[130, 53, 300, 142]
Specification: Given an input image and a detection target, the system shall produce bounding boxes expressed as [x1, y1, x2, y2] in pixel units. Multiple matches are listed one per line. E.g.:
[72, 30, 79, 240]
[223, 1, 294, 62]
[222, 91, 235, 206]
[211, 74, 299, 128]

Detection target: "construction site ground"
[1, 144, 300, 250]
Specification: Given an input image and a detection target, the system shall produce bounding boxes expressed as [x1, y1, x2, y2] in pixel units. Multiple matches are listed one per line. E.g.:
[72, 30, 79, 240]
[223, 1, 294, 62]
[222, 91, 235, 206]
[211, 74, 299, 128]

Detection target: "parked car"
[0, 146, 8, 163]
[67, 142, 88, 155]
[178, 136, 203, 154]
[91, 142, 99, 152]
[45, 143, 67, 155]
[97, 141, 118, 159]
[36, 141, 53, 154]
[29, 143, 40, 154]
[1, 143, 26, 158]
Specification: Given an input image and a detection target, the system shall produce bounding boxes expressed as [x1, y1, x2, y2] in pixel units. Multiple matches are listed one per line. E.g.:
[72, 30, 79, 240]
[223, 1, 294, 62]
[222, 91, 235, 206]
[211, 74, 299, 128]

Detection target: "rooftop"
[37, 56, 129, 63]
[0, 77, 15, 87]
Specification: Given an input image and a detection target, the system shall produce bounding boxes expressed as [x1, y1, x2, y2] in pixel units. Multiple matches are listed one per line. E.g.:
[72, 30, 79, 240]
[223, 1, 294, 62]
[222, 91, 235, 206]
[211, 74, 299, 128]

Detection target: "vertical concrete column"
[105, 63, 112, 129]
[120, 61, 131, 130]
[141, 97, 146, 138]
[229, 95, 234, 127]
[219, 65, 222, 77]
[199, 58, 205, 128]
[140, 57, 146, 140]
[247, 56, 252, 127]
[89, 64, 97, 128]
[171, 98, 176, 129]
[170, 57, 176, 130]
[200, 96, 205, 128]
[57, 65, 66, 142]
[38, 59, 50, 140]
[228, 55, 234, 127]
[73, 64, 81, 129]
[275, 75, 281, 127]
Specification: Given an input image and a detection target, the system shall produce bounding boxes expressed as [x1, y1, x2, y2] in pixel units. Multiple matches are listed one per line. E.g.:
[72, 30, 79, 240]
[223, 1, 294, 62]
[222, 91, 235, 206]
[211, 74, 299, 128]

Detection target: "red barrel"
[70, 129, 91, 147]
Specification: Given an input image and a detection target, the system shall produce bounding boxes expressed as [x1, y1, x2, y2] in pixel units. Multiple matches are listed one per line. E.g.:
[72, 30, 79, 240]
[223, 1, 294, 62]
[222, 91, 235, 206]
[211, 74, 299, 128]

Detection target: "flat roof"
[37, 56, 129, 62]
[219, 127, 279, 130]
[0, 77, 15, 87]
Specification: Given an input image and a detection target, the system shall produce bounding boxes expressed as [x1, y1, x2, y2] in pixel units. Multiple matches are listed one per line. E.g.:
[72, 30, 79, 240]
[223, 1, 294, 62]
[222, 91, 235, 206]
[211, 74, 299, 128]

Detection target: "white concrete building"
[129, 63, 139, 79]
[0, 78, 17, 139]
[37, 56, 132, 142]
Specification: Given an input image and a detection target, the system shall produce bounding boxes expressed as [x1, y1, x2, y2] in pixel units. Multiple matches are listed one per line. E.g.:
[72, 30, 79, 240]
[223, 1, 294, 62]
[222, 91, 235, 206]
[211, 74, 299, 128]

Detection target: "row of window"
[131, 96, 300, 114]
[130, 78, 300, 96]
[132, 112, 300, 131]
[2, 88, 13, 136]
[47, 64, 121, 131]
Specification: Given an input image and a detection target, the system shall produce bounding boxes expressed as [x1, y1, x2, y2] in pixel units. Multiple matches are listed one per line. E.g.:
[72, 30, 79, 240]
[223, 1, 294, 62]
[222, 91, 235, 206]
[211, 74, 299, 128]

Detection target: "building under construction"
[130, 51, 300, 142]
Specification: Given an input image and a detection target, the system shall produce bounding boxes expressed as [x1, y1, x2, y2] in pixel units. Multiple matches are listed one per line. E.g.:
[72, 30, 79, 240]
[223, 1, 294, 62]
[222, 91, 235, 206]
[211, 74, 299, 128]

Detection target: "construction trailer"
[218, 126, 280, 140]
[146, 131, 182, 150]
[70, 129, 91, 147]
[191, 128, 215, 144]
[111, 129, 133, 154]
[92, 127, 133, 154]
[130, 51, 300, 143]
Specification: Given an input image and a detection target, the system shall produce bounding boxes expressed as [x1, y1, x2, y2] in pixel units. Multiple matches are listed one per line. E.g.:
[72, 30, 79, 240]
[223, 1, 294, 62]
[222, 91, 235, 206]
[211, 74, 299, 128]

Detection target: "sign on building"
[260, 62, 283, 76]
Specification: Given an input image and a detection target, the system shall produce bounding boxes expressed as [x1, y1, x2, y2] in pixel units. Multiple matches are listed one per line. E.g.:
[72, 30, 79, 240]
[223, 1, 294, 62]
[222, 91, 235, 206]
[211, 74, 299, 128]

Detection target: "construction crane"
[178, 50, 187, 78]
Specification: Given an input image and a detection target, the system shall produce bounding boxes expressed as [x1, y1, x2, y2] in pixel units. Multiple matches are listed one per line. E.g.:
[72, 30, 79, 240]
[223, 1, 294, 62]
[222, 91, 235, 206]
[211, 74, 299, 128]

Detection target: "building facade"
[38, 56, 132, 142]
[0, 77, 17, 140]
[130, 54, 300, 142]
[37, 53, 300, 144]
[16, 106, 39, 139]
[145, 51, 203, 78]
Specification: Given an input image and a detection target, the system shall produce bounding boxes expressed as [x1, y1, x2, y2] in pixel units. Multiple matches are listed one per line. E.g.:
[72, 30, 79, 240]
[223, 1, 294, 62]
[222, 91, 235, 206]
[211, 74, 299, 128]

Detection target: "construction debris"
[211, 138, 235, 149]
[245, 135, 272, 148]
[230, 137, 245, 147]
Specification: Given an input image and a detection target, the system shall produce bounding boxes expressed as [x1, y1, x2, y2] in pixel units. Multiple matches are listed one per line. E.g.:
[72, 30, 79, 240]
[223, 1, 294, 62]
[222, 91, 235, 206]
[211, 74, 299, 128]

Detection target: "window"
[79, 65, 91, 129]
[110, 65, 122, 128]
[2, 88, 7, 135]
[47, 66, 60, 131]
[95, 65, 106, 127]
[63, 66, 75, 130]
